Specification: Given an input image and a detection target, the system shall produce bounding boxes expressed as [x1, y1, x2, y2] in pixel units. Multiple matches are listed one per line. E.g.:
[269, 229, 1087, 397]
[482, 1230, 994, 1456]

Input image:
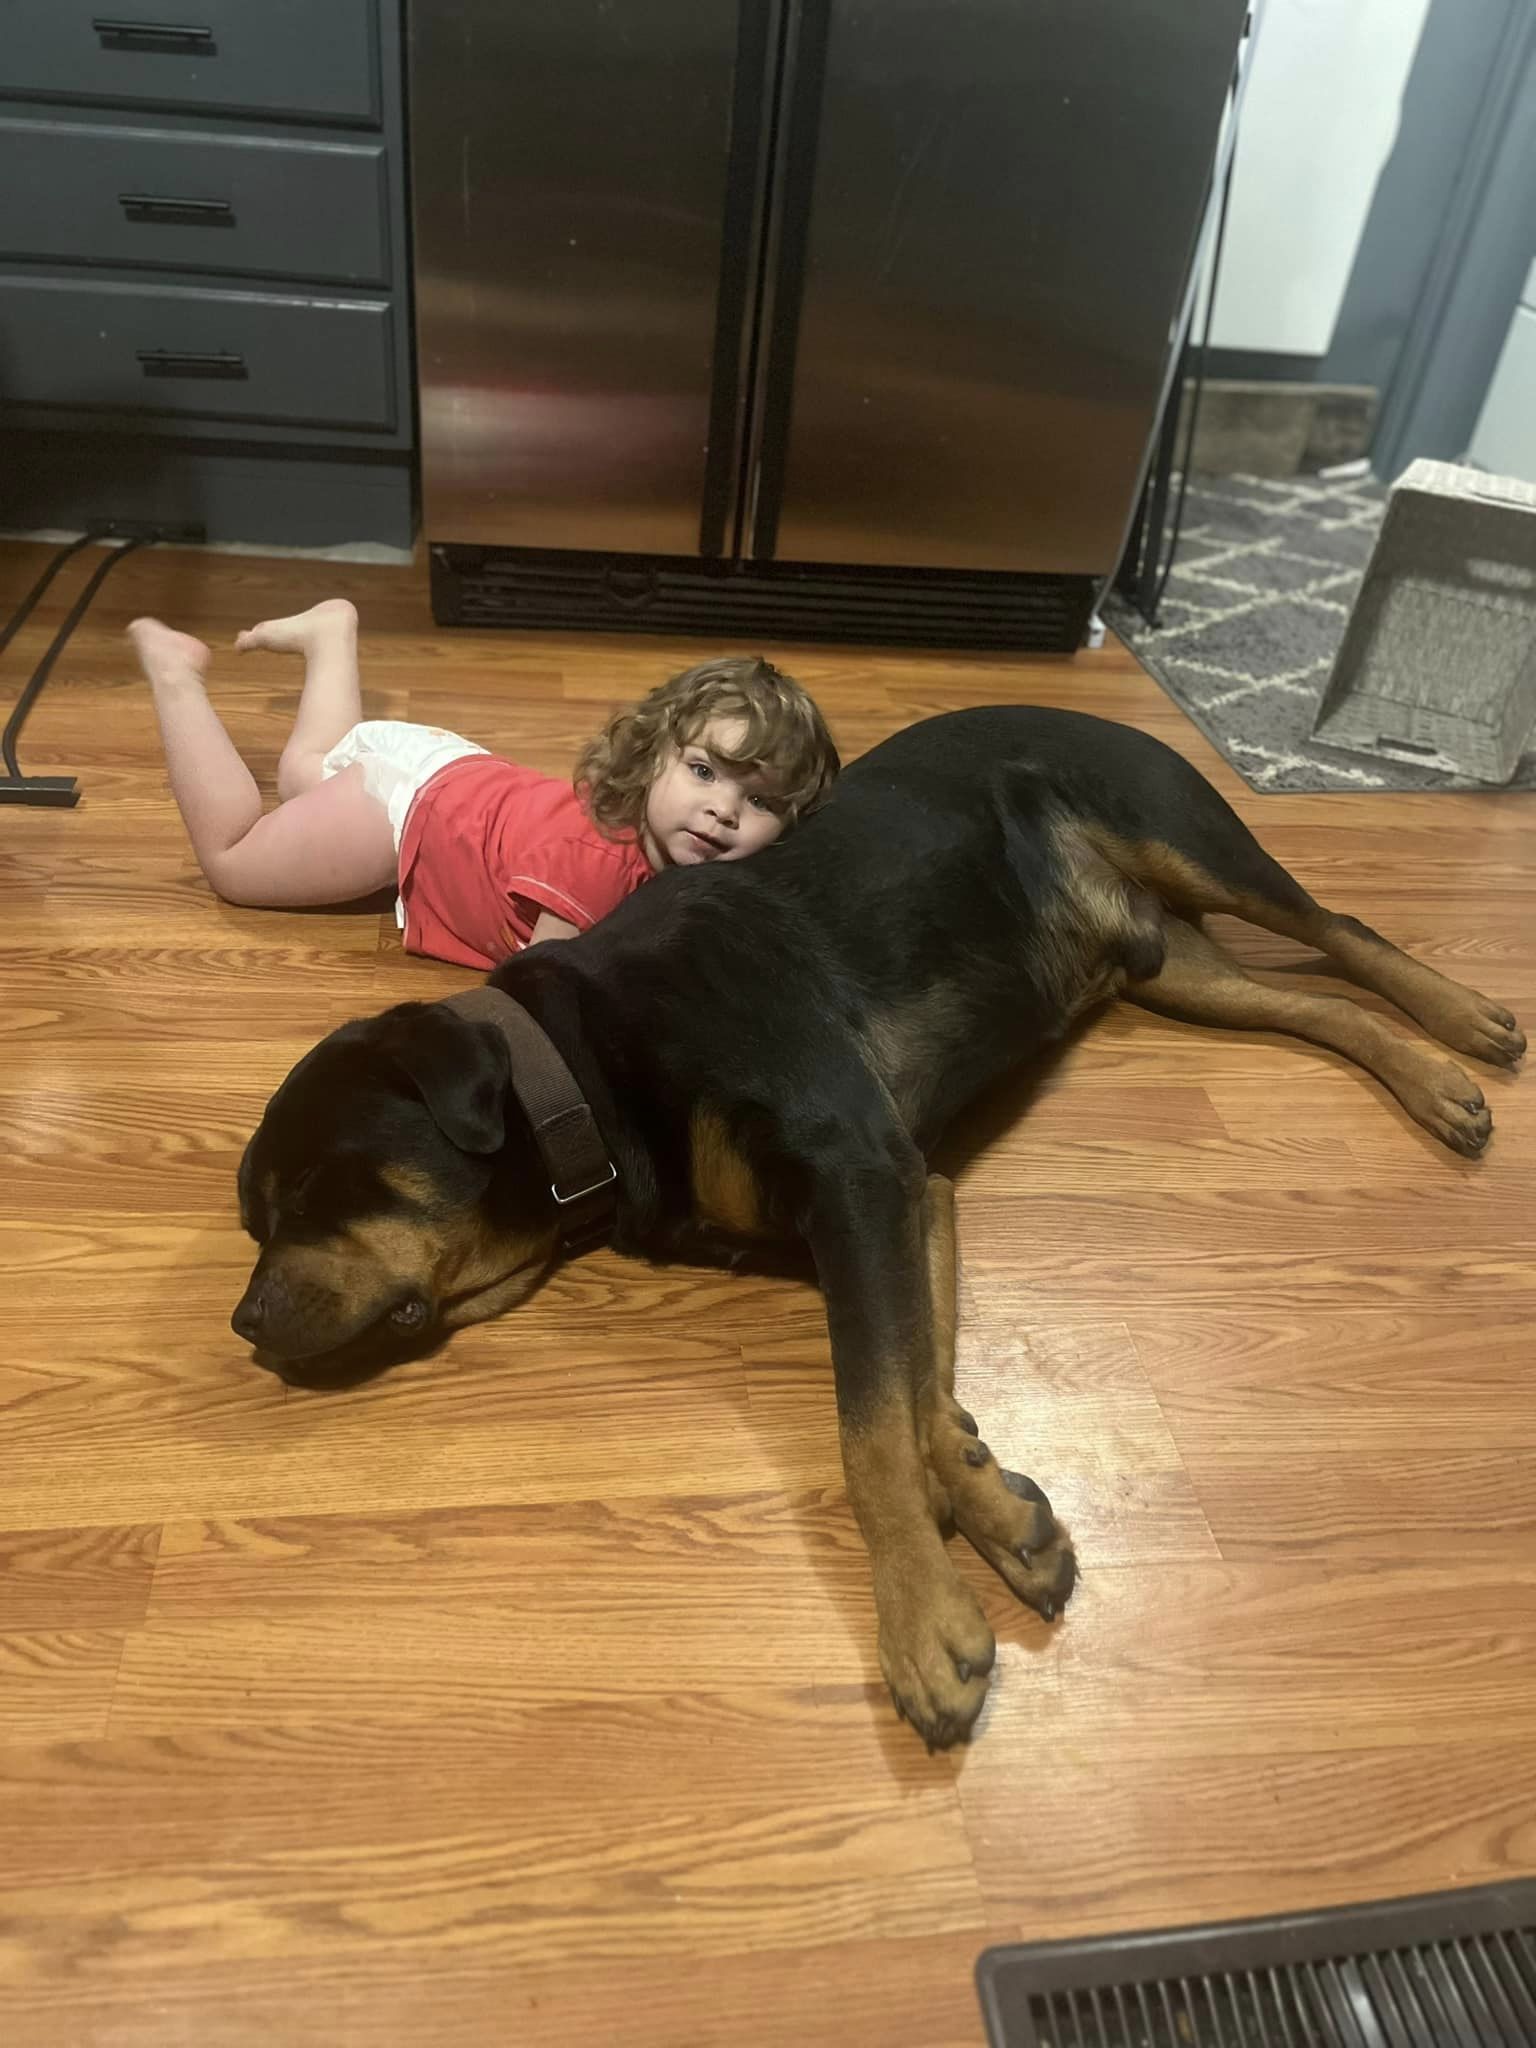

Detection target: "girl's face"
[640, 716, 788, 871]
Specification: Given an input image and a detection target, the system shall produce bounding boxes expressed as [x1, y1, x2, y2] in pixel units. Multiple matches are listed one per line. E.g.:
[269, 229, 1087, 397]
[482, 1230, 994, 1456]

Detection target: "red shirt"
[396, 755, 653, 969]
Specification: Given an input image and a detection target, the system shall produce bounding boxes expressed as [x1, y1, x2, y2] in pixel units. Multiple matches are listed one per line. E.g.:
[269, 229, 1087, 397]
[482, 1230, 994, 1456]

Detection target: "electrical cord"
[1, 534, 150, 804]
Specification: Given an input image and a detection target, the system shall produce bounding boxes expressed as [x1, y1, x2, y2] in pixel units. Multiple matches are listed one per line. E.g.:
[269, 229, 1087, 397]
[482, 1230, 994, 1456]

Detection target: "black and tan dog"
[234, 707, 1524, 1745]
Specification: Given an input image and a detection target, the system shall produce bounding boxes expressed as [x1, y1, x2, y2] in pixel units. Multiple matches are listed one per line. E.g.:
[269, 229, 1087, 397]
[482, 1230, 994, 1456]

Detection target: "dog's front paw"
[985, 1468, 1078, 1619]
[874, 1555, 996, 1749]
[926, 1406, 1077, 1620]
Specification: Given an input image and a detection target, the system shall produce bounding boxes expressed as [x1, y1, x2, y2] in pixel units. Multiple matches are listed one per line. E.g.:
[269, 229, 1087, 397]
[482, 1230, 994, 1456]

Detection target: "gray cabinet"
[0, 119, 392, 284]
[0, 0, 414, 549]
[3, 0, 382, 124]
[1, 278, 398, 429]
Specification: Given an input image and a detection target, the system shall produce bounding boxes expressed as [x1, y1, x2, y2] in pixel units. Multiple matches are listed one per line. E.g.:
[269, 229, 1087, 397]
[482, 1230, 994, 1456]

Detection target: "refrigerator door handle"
[698, 0, 787, 560]
[740, 0, 832, 562]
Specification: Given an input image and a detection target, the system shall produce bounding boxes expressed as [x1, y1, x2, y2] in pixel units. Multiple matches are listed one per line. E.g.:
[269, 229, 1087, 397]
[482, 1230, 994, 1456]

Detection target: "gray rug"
[1104, 471, 1536, 794]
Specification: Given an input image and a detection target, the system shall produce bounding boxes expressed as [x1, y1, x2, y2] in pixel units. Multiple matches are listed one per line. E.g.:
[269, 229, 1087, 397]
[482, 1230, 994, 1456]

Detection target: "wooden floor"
[2, 537, 1534, 2047]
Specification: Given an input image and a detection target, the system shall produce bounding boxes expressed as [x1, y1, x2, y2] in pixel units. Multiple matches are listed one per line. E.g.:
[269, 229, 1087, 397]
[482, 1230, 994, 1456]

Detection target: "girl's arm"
[529, 911, 581, 946]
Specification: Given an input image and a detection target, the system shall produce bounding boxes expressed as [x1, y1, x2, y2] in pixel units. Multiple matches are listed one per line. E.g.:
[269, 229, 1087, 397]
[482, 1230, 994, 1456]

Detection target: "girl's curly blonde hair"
[575, 656, 839, 838]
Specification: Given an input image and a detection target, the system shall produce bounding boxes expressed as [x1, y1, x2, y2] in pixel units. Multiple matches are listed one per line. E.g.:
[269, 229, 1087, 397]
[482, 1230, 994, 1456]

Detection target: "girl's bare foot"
[235, 597, 357, 657]
[128, 617, 212, 680]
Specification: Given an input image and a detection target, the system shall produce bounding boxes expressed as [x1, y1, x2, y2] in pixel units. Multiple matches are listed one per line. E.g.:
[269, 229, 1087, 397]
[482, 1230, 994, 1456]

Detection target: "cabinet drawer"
[0, 118, 388, 284]
[0, 276, 395, 431]
[2, 0, 379, 126]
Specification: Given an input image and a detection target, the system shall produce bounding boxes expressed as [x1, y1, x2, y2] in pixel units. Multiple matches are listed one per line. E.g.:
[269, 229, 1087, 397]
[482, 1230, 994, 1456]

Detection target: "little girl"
[128, 601, 839, 970]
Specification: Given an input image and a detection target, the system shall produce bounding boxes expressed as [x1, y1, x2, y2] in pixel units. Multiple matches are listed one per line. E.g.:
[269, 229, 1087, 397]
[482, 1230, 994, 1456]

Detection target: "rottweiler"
[235, 707, 1524, 1745]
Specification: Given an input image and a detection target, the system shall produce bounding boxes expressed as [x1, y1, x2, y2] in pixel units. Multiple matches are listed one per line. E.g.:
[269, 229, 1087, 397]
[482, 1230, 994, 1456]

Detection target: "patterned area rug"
[1104, 471, 1536, 794]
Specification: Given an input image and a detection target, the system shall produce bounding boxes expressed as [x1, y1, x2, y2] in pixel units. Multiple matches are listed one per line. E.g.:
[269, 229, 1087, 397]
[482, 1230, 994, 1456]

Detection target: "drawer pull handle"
[136, 348, 248, 380]
[93, 18, 215, 50]
[119, 192, 234, 223]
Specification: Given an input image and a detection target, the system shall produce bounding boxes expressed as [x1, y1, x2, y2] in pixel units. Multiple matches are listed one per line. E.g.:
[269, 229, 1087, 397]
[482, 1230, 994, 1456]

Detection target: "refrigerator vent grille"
[433, 546, 1097, 653]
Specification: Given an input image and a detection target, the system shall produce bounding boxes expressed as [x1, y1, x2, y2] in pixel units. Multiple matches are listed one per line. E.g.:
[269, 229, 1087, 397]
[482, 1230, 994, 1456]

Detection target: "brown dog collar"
[442, 985, 617, 1252]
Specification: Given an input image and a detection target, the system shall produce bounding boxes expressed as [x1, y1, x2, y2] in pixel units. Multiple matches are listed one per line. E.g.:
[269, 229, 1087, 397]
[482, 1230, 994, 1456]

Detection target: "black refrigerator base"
[430, 545, 1098, 654]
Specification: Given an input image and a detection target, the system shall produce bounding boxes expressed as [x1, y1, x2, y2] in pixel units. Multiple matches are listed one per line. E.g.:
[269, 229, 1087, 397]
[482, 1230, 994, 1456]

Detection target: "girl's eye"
[688, 758, 714, 781]
[749, 793, 774, 813]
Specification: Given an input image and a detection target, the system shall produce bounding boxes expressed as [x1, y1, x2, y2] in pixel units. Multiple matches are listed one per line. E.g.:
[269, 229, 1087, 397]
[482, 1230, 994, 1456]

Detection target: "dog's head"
[233, 1001, 559, 1374]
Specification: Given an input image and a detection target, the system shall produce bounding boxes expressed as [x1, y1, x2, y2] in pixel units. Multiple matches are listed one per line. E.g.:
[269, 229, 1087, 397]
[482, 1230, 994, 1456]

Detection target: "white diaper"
[321, 718, 488, 851]
[321, 719, 487, 928]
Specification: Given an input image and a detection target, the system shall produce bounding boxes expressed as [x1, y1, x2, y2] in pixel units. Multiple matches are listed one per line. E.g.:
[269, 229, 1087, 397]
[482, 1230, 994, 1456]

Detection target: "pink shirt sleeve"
[503, 833, 650, 933]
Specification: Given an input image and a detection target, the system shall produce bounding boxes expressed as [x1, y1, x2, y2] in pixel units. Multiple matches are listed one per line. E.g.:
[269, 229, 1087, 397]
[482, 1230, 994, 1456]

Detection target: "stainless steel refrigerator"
[410, 0, 1249, 648]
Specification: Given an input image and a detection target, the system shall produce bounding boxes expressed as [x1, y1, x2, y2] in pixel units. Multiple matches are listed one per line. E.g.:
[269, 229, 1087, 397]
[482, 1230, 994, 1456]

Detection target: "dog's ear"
[236, 1137, 263, 1238]
[386, 1003, 510, 1155]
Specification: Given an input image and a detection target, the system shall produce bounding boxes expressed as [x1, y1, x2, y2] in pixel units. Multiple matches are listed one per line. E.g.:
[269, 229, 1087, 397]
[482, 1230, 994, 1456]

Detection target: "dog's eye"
[284, 1168, 318, 1221]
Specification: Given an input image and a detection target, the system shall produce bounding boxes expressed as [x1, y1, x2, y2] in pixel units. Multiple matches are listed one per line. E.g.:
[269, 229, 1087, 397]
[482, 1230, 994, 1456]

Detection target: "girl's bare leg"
[234, 596, 362, 800]
[133, 619, 265, 864]
[130, 616, 396, 909]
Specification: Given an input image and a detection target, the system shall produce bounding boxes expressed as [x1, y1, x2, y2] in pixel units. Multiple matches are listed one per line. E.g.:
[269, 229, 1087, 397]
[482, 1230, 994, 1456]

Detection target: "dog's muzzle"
[232, 1269, 428, 1362]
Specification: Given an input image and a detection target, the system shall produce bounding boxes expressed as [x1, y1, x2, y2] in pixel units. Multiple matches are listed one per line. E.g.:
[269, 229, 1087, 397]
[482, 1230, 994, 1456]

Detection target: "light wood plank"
[2, 534, 1533, 2045]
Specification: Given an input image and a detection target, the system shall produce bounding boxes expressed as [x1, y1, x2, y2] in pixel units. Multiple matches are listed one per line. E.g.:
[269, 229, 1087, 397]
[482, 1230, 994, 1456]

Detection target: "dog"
[234, 707, 1524, 1745]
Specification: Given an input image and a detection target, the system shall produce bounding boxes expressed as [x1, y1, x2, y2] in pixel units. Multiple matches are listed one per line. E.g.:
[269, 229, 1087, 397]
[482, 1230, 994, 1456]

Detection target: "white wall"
[1212, 0, 1432, 357]
[1469, 261, 1536, 483]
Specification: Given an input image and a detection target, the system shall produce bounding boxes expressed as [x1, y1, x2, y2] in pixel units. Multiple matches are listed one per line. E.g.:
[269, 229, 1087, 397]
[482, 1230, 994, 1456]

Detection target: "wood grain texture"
[2, 537, 1533, 2046]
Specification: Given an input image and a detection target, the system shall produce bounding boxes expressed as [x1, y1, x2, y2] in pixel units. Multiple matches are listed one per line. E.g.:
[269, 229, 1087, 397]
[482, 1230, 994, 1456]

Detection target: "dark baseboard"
[1202, 347, 1325, 383]
[0, 430, 416, 551]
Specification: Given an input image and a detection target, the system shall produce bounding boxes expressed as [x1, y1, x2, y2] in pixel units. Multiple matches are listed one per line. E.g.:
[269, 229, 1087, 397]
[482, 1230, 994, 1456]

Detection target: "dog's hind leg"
[1123, 915, 1495, 1156]
[1251, 899, 1522, 1073]
[1097, 787, 1523, 1071]
[918, 1174, 1076, 1620]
